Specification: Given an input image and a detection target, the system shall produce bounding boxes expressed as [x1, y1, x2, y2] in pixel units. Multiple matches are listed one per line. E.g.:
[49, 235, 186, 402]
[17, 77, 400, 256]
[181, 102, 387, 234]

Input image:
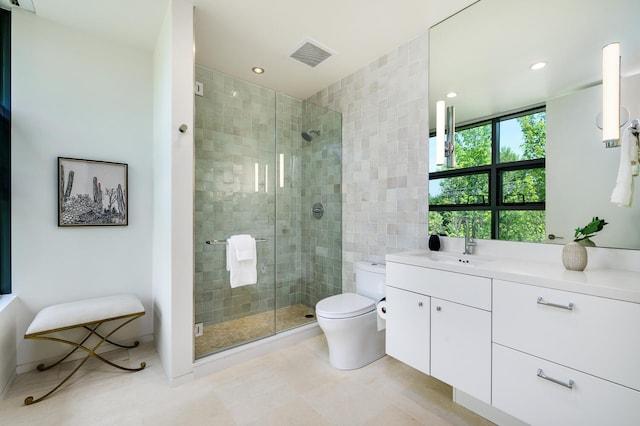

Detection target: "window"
[1, 8, 10, 295]
[428, 107, 546, 243]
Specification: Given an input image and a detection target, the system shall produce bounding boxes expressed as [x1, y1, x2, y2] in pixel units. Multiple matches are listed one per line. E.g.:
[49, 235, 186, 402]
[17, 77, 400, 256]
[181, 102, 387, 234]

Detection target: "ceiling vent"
[290, 40, 333, 68]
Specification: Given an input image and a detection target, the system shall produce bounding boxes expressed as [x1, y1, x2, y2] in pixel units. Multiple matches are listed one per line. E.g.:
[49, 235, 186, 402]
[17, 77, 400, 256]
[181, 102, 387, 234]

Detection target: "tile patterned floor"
[195, 304, 317, 358]
[1, 335, 495, 426]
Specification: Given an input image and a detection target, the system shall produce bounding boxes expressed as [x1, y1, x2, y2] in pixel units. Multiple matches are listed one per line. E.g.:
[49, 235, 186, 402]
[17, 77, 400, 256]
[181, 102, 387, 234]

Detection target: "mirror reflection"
[428, 0, 640, 249]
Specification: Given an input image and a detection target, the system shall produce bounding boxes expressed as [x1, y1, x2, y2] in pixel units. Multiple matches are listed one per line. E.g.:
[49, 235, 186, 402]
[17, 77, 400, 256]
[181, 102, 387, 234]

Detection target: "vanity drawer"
[493, 279, 640, 391]
[493, 344, 640, 426]
[386, 262, 491, 310]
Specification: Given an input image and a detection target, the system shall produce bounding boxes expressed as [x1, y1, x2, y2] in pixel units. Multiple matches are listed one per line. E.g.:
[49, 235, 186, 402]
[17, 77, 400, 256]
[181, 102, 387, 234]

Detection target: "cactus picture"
[58, 157, 128, 226]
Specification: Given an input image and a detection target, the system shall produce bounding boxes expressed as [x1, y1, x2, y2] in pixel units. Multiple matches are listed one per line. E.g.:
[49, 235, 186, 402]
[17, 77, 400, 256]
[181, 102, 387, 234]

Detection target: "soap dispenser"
[428, 234, 441, 251]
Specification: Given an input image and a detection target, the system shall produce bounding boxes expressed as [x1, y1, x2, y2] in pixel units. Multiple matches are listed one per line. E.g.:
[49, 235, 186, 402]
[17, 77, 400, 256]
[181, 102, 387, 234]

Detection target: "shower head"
[301, 129, 321, 141]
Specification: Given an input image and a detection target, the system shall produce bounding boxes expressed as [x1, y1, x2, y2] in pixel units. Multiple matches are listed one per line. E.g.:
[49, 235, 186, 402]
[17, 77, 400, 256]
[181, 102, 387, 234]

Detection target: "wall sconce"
[435, 102, 456, 167]
[436, 101, 446, 165]
[602, 42, 622, 147]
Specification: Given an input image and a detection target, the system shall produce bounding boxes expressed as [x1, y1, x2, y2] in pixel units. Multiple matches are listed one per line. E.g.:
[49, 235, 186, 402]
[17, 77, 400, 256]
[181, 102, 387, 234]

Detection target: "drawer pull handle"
[537, 297, 574, 311]
[537, 368, 575, 389]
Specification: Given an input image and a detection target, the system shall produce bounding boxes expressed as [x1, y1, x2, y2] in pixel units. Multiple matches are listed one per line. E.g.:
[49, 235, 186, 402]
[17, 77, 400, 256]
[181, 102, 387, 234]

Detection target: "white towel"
[226, 235, 257, 288]
[610, 126, 639, 207]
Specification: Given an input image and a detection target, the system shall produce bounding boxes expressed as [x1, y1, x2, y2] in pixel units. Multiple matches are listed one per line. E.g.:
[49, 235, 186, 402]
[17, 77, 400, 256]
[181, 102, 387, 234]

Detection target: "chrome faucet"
[472, 216, 483, 242]
[457, 217, 476, 255]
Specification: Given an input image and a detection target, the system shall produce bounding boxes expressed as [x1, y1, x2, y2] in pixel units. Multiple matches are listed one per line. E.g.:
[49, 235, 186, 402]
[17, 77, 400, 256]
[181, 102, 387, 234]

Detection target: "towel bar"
[206, 238, 268, 245]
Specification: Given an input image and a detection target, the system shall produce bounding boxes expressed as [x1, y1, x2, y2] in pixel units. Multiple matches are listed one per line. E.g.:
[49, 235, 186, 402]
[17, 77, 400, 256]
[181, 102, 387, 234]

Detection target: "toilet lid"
[316, 293, 375, 319]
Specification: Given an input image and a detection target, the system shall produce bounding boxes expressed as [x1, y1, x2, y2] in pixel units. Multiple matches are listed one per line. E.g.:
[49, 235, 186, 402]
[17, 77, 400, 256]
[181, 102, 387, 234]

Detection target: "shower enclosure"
[193, 66, 342, 359]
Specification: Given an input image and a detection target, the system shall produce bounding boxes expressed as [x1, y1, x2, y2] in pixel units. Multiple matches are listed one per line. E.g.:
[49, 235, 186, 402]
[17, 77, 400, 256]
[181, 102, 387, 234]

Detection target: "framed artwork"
[58, 157, 128, 226]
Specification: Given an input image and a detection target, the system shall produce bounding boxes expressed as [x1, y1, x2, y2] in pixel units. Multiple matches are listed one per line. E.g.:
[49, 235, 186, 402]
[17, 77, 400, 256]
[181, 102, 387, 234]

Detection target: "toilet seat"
[316, 293, 375, 319]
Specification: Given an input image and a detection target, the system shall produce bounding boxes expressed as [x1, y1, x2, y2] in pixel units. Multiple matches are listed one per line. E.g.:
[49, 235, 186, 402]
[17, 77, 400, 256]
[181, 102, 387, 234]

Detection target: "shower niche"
[193, 66, 342, 359]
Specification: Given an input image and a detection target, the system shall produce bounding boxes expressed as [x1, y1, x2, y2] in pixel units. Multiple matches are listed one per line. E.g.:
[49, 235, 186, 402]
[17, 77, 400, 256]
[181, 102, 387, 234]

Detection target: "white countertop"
[386, 250, 640, 304]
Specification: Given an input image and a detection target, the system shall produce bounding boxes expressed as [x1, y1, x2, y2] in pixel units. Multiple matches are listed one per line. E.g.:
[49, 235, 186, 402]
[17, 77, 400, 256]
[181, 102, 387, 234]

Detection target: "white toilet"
[315, 262, 386, 370]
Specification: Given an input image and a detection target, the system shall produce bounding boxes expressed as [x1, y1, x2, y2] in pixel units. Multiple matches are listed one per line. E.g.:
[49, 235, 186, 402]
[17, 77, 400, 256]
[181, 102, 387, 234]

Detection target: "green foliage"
[574, 217, 608, 243]
[499, 210, 546, 243]
[502, 169, 545, 203]
[429, 124, 491, 206]
[453, 124, 492, 167]
[518, 112, 546, 160]
[429, 111, 546, 242]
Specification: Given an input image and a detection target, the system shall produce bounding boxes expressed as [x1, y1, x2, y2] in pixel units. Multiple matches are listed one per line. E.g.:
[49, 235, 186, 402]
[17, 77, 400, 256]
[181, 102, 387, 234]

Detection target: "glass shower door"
[274, 97, 342, 333]
[193, 66, 343, 359]
[194, 68, 277, 358]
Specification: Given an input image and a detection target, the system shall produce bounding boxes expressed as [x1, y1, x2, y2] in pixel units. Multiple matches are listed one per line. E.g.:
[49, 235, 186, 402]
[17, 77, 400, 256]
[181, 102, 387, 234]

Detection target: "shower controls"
[312, 202, 324, 219]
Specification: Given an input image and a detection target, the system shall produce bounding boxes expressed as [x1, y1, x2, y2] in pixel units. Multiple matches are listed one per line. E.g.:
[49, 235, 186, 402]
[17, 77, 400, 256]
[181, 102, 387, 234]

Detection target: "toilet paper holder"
[376, 298, 387, 331]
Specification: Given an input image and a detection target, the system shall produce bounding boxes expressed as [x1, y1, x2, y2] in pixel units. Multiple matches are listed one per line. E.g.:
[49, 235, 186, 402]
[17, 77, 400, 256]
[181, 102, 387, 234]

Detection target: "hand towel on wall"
[610, 126, 639, 206]
[226, 234, 257, 288]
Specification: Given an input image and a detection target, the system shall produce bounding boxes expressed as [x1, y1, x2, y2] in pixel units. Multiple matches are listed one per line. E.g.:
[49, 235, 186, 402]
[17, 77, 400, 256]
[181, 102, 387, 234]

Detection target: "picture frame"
[58, 157, 128, 227]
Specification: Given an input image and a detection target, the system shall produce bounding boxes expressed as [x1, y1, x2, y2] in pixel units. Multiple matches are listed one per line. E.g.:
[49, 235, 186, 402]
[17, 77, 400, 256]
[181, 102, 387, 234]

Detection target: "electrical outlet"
[194, 322, 203, 337]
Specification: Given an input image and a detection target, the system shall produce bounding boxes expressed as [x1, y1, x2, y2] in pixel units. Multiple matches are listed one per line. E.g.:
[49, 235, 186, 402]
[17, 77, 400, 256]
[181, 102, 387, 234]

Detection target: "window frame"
[1, 8, 11, 295]
[428, 106, 546, 240]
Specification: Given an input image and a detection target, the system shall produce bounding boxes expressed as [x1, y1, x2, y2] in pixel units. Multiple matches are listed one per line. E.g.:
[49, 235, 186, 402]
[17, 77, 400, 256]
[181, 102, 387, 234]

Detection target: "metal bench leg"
[24, 314, 146, 405]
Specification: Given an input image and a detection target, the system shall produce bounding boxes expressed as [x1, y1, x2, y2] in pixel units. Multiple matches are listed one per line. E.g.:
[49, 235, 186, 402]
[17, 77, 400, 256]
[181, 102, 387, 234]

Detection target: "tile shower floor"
[1, 335, 495, 425]
[195, 304, 317, 358]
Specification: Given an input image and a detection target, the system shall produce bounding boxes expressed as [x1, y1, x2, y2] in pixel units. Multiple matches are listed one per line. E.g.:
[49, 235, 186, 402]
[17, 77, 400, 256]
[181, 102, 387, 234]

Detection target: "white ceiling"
[429, 0, 640, 126]
[22, 0, 476, 100]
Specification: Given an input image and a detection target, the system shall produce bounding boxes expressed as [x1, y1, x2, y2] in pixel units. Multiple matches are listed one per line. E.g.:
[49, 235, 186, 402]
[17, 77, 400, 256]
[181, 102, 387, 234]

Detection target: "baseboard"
[453, 388, 527, 426]
[0, 369, 15, 401]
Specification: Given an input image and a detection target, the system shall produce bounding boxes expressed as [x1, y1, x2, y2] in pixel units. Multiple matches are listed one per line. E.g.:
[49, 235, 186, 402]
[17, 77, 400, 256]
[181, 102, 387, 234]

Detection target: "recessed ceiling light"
[446, 92, 458, 98]
[529, 61, 547, 71]
[252, 66, 265, 74]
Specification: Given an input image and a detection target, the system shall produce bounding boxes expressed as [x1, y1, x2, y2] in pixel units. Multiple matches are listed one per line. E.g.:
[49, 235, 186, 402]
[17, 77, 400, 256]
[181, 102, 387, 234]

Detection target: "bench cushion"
[26, 294, 144, 336]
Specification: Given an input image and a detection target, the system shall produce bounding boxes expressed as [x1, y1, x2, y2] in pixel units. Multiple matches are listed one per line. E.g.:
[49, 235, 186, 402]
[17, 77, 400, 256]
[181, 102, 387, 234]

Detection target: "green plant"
[574, 217, 608, 245]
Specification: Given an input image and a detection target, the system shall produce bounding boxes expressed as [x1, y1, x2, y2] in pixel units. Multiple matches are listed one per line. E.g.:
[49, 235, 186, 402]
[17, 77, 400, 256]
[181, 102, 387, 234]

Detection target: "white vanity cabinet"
[431, 298, 491, 403]
[385, 250, 640, 425]
[492, 279, 640, 425]
[385, 261, 492, 403]
[385, 285, 430, 374]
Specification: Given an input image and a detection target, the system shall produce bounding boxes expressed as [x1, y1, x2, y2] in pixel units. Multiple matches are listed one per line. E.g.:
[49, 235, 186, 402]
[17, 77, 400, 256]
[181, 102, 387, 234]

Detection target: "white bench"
[23, 294, 147, 405]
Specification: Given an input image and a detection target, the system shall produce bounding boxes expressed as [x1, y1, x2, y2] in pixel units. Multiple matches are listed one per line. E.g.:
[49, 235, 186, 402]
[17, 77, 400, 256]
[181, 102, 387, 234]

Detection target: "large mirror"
[429, 0, 640, 249]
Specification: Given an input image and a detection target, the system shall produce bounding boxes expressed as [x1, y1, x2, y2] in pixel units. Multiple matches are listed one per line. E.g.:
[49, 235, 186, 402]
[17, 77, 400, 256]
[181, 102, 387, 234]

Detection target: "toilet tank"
[355, 262, 386, 301]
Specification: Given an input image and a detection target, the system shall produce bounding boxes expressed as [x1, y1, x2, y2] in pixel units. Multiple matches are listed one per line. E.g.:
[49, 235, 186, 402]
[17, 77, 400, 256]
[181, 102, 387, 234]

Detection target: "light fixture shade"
[602, 42, 621, 146]
[279, 153, 284, 188]
[436, 100, 445, 165]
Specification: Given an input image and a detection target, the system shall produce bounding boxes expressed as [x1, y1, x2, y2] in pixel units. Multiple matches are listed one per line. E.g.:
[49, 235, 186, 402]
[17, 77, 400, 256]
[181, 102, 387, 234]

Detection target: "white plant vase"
[562, 242, 588, 271]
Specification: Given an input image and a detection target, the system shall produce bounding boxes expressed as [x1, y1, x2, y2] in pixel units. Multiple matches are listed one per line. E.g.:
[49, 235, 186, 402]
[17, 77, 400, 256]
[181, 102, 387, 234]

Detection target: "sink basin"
[424, 252, 494, 267]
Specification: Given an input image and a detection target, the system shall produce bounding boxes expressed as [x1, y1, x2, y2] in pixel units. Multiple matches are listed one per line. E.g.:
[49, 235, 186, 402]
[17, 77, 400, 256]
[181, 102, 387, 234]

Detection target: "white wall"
[152, 0, 194, 384]
[547, 73, 640, 249]
[11, 10, 154, 368]
[0, 296, 17, 397]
